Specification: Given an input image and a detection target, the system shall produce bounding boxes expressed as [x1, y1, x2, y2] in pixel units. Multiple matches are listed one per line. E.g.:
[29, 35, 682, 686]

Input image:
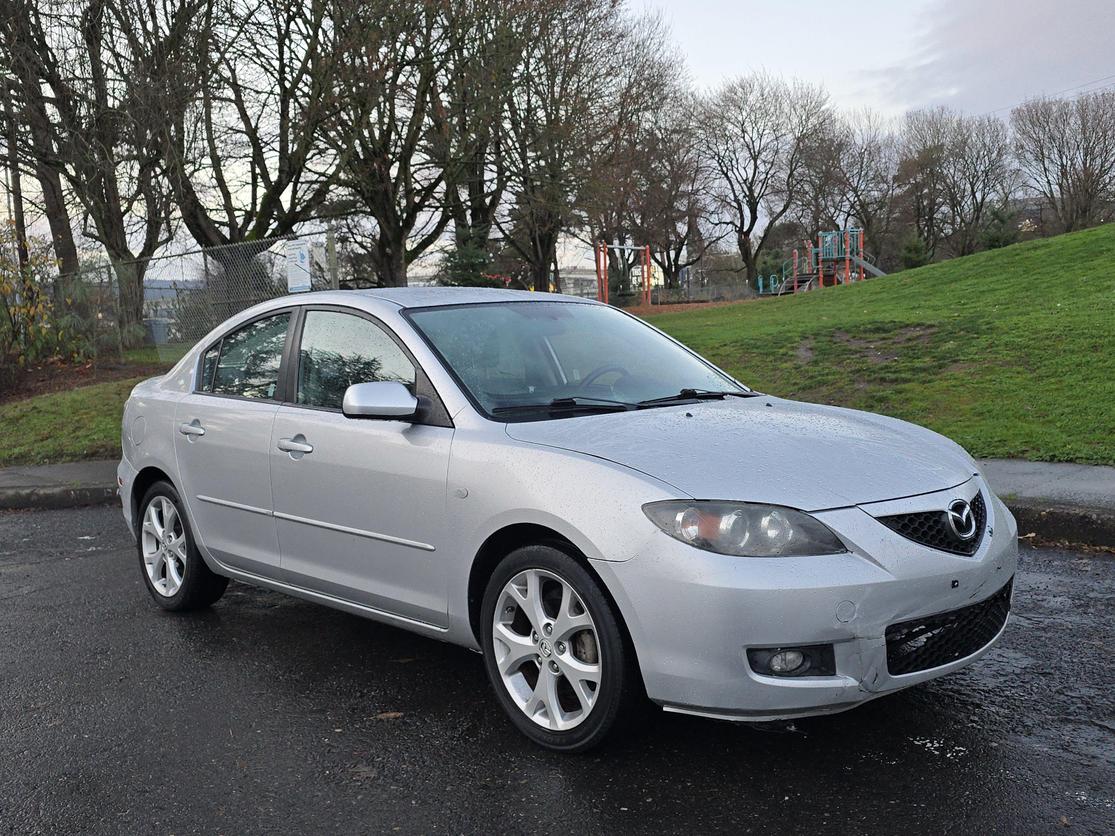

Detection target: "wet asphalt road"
[0, 507, 1113, 835]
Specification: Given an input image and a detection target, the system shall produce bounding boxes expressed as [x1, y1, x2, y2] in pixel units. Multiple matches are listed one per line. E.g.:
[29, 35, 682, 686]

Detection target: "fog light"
[769, 649, 805, 674]
[747, 644, 837, 677]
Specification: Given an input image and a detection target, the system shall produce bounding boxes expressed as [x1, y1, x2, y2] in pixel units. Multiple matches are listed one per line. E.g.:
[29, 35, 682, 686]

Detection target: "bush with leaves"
[0, 229, 95, 394]
[899, 233, 931, 270]
[437, 245, 502, 288]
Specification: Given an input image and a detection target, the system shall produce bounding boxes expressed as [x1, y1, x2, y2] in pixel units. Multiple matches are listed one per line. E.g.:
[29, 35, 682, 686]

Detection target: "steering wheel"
[576, 364, 630, 394]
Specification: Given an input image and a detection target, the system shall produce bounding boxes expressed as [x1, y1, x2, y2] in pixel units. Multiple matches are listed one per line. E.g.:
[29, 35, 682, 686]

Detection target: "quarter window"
[200, 344, 219, 391]
[297, 310, 416, 409]
[209, 312, 290, 400]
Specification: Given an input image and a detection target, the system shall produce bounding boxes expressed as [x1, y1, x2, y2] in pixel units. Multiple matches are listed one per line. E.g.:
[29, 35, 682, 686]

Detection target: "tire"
[136, 481, 228, 611]
[480, 544, 639, 752]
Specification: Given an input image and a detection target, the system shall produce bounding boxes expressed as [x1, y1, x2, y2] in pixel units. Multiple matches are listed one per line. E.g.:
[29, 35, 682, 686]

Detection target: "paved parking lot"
[1, 506, 1113, 834]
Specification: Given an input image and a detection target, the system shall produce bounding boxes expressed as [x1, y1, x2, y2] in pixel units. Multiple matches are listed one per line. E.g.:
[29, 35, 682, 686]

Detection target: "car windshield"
[406, 301, 748, 420]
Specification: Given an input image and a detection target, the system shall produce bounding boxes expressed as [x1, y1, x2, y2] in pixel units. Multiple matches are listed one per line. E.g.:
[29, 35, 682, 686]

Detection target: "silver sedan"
[118, 288, 1018, 751]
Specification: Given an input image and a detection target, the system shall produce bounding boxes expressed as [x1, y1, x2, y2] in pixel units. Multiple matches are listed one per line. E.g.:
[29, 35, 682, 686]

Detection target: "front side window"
[210, 312, 290, 400]
[296, 310, 416, 409]
[407, 301, 746, 419]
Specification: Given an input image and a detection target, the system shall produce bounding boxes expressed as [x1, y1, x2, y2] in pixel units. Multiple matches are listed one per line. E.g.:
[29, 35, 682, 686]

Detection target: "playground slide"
[852, 256, 887, 278]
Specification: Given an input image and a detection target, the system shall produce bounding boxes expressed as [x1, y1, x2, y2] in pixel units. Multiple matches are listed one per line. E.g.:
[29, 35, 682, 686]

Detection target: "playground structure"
[593, 242, 652, 306]
[756, 229, 886, 296]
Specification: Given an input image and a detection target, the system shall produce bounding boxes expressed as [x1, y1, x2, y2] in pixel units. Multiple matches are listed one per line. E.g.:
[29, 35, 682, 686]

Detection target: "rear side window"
[209, 312, 290, 400]
[199, 345, 219, 391]
[297, 310, 416, 409]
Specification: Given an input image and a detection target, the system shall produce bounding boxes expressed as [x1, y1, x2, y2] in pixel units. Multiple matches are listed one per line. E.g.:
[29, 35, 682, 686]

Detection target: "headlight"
[642, 500, 847, 557]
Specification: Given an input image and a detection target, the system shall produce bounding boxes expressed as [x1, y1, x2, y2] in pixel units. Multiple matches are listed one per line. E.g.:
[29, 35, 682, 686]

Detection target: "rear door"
[174, 309, 294, 575]
[270, 307, 454, 627]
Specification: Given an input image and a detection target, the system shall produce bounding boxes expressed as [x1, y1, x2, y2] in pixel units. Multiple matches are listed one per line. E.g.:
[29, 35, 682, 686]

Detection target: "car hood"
[504, 397, 977, 511]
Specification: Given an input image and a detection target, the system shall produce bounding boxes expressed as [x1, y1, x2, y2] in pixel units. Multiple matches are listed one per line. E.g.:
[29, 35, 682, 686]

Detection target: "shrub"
[0, 228, 95, 394]
[437, 244, 502, 288]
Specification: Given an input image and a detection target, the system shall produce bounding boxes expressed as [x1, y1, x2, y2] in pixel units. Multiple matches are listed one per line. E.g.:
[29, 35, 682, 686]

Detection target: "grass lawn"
[0, 377, 147, 467]
[123, 344, 189, 366]
[648, 223, 1115, 465]
[0, 344, 184, 468]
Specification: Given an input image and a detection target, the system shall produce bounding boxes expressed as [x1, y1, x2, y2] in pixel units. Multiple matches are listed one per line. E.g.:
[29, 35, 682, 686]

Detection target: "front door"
[174, 310, 292, 575]
[270, 308, 453, 627]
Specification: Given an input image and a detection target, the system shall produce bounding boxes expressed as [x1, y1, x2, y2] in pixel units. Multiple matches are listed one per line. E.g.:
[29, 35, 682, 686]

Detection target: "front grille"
[885, 578, 1013, 676]
[877, 491, 987, 555]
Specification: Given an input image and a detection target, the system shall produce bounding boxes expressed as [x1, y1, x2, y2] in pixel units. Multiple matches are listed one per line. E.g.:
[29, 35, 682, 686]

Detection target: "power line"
[1044, 72, 1115, 99]
[983, 72, 1115, 116]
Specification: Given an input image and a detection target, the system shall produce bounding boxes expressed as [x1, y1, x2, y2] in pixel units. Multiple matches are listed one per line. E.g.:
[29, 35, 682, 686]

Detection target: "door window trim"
[192, 306, 299, 404]
[282, 304, 453, 428]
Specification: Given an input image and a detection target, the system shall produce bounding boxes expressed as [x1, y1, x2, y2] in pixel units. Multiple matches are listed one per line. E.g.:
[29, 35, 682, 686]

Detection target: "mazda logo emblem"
[946, 499, 977, 540]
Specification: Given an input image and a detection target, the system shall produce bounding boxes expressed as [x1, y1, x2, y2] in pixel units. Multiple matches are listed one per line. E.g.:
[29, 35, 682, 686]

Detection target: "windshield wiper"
[637, 388, 759, 407]
[491, 396, 634, 416]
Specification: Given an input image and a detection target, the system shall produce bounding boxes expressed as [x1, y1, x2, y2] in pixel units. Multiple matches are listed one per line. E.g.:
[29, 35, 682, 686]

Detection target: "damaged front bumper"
[591, 478, 1019, 721]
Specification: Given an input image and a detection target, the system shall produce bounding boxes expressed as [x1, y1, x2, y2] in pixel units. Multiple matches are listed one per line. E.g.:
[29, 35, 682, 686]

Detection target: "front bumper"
[592, 479, 1019, 721]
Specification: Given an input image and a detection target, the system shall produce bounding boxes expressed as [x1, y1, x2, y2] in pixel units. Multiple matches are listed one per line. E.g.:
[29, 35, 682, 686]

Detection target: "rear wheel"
[137, 481, 228, 611]
[480, 544, 639, 752]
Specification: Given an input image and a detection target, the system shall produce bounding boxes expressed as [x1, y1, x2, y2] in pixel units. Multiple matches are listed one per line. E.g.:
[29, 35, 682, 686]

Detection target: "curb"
[1006, 499, 1115, 551]
[0, 485, 119, 512]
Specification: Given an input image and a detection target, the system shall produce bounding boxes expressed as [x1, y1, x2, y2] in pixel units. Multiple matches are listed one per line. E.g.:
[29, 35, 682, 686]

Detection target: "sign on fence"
[286, 240, 312, 293]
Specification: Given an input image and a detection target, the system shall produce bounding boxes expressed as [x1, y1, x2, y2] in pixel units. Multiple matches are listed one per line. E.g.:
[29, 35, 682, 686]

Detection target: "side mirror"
[342, 381, 419, 420]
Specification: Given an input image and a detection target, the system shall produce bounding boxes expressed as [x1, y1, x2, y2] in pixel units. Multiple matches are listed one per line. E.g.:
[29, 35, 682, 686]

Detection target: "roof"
[348, 286, 593, 308]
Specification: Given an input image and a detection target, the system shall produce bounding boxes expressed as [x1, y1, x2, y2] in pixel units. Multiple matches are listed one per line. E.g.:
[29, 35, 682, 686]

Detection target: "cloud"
[868, 0, 1115, 114]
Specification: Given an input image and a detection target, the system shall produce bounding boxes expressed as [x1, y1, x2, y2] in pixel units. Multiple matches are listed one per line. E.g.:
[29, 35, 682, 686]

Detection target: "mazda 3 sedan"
[118, 288, 1017, 751]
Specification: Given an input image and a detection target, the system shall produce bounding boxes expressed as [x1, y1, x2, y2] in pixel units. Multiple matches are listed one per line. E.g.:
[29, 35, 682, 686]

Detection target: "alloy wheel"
[141, 496, 187, 597]
[491, 568, 601, 731]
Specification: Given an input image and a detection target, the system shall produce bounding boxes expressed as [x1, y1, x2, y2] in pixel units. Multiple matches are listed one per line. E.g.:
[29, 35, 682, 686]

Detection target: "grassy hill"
[647, 224, 1115, 465]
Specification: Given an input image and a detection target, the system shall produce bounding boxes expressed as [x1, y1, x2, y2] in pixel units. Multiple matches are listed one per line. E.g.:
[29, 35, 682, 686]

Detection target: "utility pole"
[326, 223, 339, 289]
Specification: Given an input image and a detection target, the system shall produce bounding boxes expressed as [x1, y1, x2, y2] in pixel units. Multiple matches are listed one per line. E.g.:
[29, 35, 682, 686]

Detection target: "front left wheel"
[480, 544, 640, 752]
[137, 481, 228, 611]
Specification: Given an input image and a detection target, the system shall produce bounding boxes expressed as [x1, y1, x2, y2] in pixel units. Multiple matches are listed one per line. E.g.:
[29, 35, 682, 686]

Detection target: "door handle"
[277, 436, 314, 455]
[178, 420, 205, 437]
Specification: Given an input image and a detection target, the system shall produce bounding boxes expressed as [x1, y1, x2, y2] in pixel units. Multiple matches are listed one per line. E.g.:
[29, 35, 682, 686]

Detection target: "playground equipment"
[756, 229, 885, 297]
[593, 242, 652, 306]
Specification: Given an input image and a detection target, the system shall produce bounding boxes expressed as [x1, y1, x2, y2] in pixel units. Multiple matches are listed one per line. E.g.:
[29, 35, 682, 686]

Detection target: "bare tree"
[836, 111, 901, 267]
[328, 1, 532, 287]
[792, 113, 851, 239]
[498, 0, 651, 292]
[1012, 90, 1115, 232]
[940, 114, 1014, 256]
[7, 72, 81, 279]
[628, 96, 720, 287]
[2, 0, 183, 342]
[325, 1, 461, 286]
[578, 13, 683, 295]
[160, 0, 348, 256]
[574, 12, 677, 290]
[432, 1, 522, 262]
[895, 108, 955, 261]
[1, 78, 30, 270]
[700, 74, 829, 283]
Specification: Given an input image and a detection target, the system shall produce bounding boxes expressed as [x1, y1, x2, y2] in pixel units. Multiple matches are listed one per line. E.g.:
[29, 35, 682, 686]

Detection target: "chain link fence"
[143, 236, 342, 363]
[54, 234, 343, 364]
[650, 281, 753, 306]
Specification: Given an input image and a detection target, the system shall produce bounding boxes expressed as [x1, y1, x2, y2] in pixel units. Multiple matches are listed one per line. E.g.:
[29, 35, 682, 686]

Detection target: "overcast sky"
[648, 0, 1115, 116]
